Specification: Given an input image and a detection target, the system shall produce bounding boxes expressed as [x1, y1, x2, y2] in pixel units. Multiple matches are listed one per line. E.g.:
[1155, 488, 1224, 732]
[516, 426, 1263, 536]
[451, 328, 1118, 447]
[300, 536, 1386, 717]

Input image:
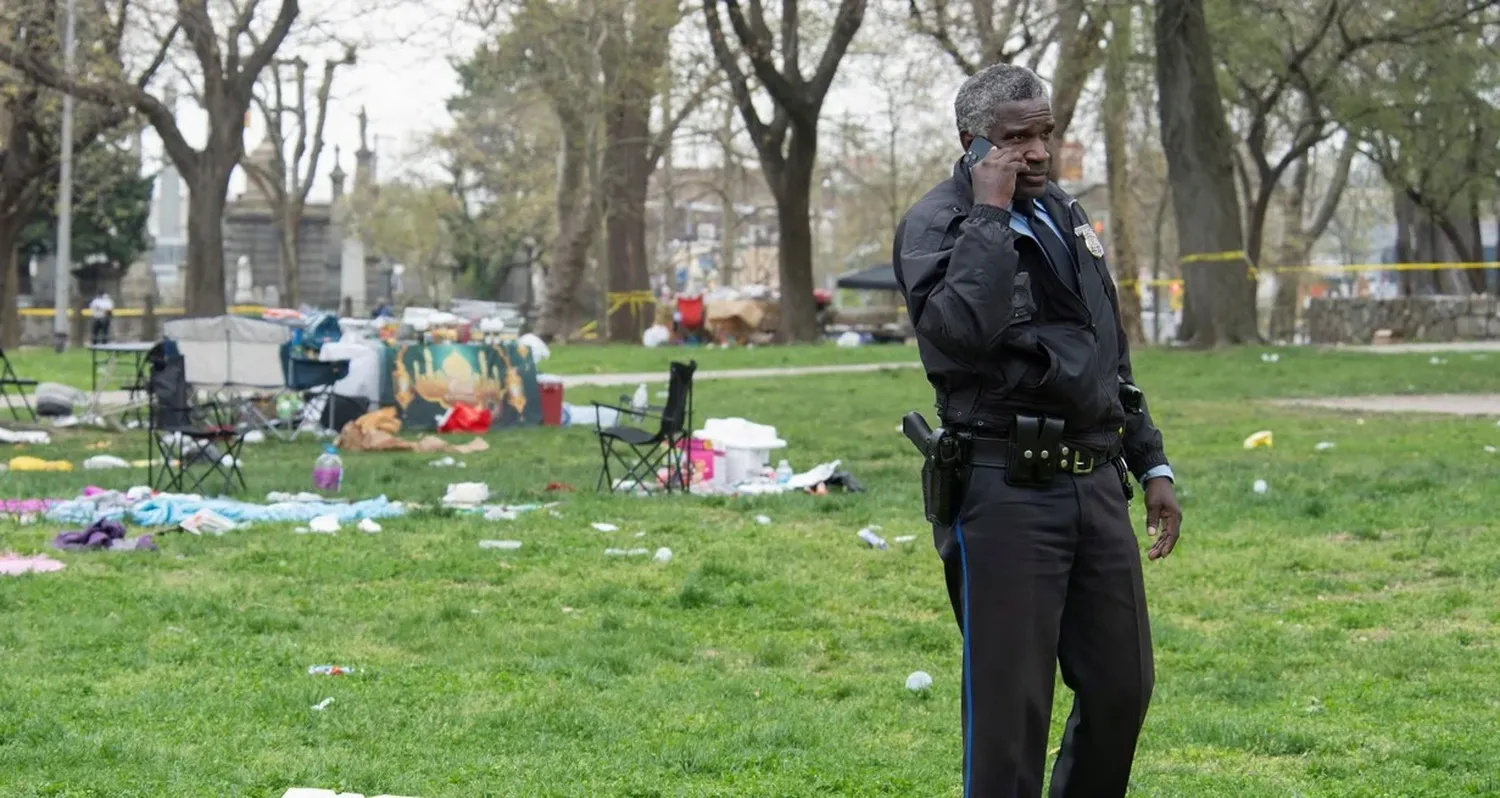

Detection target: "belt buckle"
[1061, 445, 1095, 474]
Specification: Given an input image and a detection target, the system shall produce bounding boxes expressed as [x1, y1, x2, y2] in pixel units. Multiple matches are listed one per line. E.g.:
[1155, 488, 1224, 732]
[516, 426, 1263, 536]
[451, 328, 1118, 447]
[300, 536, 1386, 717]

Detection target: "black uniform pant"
[942, 464, 1153, 798]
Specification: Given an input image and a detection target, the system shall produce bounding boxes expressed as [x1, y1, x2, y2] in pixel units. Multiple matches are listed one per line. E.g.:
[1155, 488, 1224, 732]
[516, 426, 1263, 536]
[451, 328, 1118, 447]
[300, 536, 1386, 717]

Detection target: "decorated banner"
[379, 342, 542, 430]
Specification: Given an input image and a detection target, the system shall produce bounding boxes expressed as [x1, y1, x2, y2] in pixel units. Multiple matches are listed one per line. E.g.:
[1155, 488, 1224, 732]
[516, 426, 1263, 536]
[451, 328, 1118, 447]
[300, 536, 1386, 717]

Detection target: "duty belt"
[965, 434, 1119, 475]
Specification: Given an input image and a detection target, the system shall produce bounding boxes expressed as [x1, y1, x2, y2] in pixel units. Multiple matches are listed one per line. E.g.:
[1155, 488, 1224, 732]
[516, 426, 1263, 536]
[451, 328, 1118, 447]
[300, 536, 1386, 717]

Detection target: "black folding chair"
[146, 342, 248, 495]
[0, 347, 38, 422]
[593, 360, 696, 493]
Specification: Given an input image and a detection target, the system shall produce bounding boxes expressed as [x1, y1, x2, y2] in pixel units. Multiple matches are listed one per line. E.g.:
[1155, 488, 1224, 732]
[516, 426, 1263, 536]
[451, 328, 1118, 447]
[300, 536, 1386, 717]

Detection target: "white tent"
[162, 315, 290, 389]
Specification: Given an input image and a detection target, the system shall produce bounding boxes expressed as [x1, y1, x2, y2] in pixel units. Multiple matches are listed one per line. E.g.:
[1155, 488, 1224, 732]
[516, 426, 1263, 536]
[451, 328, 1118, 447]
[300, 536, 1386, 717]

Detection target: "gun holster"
[921, 429, 968, 526]
[1006, 415, 1065, 487]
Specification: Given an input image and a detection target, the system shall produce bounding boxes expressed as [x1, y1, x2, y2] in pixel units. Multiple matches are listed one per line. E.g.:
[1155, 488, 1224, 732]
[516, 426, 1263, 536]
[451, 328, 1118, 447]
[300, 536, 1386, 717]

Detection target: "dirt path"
[1271, 394, 1500, 416]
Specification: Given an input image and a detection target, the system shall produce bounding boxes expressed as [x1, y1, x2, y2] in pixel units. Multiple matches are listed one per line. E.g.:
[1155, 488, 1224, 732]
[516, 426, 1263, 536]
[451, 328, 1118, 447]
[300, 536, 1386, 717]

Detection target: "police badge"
[1074, 224, 1105, 258]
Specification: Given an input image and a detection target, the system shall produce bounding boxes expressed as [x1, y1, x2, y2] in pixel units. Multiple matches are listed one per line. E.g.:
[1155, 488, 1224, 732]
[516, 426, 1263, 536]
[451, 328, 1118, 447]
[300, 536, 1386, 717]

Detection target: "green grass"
[2, 347, 1500, 796]
[4, 341, 920, 392]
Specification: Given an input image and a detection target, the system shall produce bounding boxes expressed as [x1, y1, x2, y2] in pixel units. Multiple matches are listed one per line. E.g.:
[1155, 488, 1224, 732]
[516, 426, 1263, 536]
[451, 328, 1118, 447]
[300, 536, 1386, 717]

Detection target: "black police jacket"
[892, 158, 1169, 481]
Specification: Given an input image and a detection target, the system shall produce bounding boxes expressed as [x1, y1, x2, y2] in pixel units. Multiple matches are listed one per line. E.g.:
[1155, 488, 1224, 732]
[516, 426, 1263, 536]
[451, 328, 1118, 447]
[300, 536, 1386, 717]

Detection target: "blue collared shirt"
[1005, 202, 1174, 486]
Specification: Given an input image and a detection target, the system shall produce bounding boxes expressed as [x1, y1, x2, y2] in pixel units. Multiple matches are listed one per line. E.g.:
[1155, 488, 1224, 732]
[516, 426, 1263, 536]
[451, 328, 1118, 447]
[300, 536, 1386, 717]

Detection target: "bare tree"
[703, 0, 869, 342]
[0, 0, 171, 346]
[601, 1, 717, 342]
[906, 0, 1105, 178]
[0, 0, 301, 317]
[241, 45, 356, 307]
[1100, 0, 1145, 346]
[1155, 0, 1257, 346]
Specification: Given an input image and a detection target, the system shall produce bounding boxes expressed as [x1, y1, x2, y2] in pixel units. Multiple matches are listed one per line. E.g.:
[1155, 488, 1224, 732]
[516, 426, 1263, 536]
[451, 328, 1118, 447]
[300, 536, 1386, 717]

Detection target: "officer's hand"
[972, 145, 1027, 208]
[1144, 478, 1181, 561]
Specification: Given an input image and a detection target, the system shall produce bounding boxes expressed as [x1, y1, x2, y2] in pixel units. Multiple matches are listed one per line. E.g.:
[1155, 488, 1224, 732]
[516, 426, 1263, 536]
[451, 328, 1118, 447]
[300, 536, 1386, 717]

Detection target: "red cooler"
[538, 376, 564, 426]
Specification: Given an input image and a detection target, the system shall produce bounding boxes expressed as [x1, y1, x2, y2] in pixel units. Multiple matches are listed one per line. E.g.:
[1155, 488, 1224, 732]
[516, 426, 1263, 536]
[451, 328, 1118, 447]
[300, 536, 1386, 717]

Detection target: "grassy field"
[2, 346, 1499, 796]
[3, 340, 922, 393]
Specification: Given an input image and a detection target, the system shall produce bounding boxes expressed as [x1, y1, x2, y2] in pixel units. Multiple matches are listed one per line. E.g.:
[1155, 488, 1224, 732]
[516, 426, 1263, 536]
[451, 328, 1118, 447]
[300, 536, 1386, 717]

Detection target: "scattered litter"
[479, 539, 523, 550]
[1243, 430, 1273, 449]
[754, 514, 771, 525]
[242, 430, 266, 444]
[591, 522, 619, 532]
[894, 535, 916, 544]
[49, 490, 404, 528]
[1259, 352, 1280, 363]
[308, 665, 355, 676]
[308, 515, 341, 534]
[0, 553, 66, 575]
[545, 482, 575, 492]
[8, 456, 73, 471]
[267, 491, 332, 503]
[82, 455, 132, 469]
[858, 526, 889, 550]
[1429, 356, 1447, 365]
[0, 427, 51, 445]
[1253, 479, 1269, 495]
[633, 531, 646, 538]
[906, 671, 933, 692]
[441, 482, 490, 509]
[428, 456, 465, 468]
[1484, 445, 1497, 454]
[836, 331, 863, 348]
[357, 518, 382, 533]
[561, 606, 576, 613]
[1356, 418, 1365, 425]
[180, 508, 239, 535]
[604, 548, 649, 557]
[310, 697, 334, 711]
[1314, 441, 1336, 451]
[294, 527, 310, 534]
[280, 788, 422, 798]
[653, 547, 673, 563]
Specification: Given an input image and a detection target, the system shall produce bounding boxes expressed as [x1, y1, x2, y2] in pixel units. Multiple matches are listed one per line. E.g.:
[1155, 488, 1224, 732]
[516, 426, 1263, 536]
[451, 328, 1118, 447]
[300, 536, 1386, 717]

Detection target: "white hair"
[954, 64, 1050, 136]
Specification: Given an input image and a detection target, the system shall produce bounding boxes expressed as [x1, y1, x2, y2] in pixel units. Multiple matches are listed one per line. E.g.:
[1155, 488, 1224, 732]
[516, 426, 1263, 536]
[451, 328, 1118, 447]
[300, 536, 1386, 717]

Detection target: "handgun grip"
[902, 411, 934, 452]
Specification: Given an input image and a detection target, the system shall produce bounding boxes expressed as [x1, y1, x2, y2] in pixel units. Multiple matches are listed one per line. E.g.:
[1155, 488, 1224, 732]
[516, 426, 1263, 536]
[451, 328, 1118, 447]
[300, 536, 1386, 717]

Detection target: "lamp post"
[53, 0, 77, 352]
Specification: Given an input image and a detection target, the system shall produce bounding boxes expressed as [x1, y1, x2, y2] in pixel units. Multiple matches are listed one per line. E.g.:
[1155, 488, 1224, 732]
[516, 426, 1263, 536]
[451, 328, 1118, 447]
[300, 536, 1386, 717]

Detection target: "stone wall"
[1304, 295, 1500, 344]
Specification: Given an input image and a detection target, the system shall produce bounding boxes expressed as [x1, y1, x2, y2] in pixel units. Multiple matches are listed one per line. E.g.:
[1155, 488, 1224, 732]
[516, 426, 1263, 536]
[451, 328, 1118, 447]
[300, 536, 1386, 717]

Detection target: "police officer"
[892, 64, 1184, 797]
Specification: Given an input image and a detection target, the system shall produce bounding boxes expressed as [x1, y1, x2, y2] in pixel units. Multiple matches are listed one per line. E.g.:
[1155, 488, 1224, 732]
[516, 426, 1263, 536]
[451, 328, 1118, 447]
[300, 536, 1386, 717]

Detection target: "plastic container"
[312, 445, 343, 493]
[686, 437, 715, 484]
[696, 418, 786, 485]
[775, 460, 793, 483]
[538, 375, 565, 427]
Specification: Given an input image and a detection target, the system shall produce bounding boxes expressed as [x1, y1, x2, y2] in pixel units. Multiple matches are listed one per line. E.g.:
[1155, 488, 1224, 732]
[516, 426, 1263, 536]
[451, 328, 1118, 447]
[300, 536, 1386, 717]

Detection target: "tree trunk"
[1154, 0, 1258, 347]
[535, 131, 599, 342]
[1046, 1, 1104, 178]
[774, 126, 821, 343]
[0, 214, 27, 349]
[280, 209, 301, 307]
[182, 164, 232, 317]
[604, 101, 653, 343]
[1268, 159, 1308, 342]
[1101, 2, 1144, 346]
[1394, 191, 1421, 296]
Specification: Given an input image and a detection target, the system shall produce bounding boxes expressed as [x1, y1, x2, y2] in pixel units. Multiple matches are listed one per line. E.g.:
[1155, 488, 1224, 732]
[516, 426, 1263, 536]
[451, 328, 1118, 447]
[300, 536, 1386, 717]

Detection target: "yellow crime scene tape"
[18, 304, 268, 318]
[1120, 252, 1497, 291]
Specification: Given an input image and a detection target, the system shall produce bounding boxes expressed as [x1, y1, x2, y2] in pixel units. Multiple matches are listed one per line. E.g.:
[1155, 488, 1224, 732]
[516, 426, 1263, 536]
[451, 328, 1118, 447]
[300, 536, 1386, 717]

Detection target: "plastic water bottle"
[775, 459, 794, 484]
[631, 383, 648, 418]
[312, 445, 343, 494]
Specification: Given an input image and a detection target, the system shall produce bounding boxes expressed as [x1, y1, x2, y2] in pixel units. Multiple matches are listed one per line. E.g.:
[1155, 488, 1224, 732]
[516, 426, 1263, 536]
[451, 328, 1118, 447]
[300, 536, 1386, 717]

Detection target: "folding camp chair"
[0, 347, 38, 422]
[146, 342, 248, 495]
[593, 360, 696, 493]
[282, 346, 351, 439]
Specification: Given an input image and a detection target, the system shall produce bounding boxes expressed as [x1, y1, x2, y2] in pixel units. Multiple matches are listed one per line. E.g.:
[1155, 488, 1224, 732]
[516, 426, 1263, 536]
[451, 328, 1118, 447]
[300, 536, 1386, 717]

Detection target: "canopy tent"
[835, 264, 899, 292]
[162, 316, 290, 389]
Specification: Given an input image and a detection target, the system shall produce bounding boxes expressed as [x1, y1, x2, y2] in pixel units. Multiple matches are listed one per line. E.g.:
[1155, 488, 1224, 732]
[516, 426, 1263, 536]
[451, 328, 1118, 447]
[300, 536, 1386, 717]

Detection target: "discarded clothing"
[53, 518, 157, 552]
[45, 489, 408, 528]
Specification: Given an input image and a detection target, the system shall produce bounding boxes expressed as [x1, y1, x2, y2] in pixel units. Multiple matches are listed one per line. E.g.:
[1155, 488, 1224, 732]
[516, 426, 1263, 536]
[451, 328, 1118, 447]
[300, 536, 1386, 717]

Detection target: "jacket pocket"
[1001, 322, 1113, 424]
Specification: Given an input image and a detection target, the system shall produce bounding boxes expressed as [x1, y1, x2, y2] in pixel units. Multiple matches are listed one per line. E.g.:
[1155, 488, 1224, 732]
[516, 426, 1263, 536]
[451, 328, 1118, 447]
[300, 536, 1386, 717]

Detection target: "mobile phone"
[964, 136, 995, 169]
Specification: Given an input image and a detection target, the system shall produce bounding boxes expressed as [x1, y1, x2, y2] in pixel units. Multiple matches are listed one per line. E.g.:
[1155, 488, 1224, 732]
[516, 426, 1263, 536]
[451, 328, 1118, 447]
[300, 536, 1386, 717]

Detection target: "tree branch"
[235, 0, 300, 93]
[650, 70, 722, 168]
